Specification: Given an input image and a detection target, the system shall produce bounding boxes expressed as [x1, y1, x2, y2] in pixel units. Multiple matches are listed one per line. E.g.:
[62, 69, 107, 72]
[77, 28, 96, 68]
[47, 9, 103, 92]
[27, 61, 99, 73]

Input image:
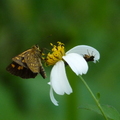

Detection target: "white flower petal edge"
[50, 60, 73, 95]
[63, 53, 88, 75]
[49, 86, 59, 106]
[66, 45, 100, 63]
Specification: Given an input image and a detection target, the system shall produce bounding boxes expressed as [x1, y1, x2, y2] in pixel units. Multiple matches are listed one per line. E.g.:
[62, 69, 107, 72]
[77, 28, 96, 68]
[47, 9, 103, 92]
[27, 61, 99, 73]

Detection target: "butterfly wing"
[12, 49, 32, 68]
[24, 51, 46, 79]
[6, 45, 46, 79]
[6, 61, 38, 78]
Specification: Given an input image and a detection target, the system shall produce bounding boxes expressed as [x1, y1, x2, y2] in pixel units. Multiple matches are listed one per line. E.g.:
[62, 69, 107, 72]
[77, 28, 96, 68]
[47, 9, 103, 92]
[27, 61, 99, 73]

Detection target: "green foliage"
[80, 104, 120, 120]
[96, 93, 101, 102]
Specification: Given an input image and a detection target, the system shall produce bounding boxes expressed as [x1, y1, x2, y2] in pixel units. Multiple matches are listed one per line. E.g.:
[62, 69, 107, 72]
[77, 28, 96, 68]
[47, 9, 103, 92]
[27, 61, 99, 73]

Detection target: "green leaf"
[80, 104, 120, 120]
[96, 92, 101, 101]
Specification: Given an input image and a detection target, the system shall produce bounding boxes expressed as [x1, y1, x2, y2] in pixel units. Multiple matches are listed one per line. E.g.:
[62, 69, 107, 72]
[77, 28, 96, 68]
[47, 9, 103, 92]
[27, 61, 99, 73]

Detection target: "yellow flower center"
[46, 42, 65, 65]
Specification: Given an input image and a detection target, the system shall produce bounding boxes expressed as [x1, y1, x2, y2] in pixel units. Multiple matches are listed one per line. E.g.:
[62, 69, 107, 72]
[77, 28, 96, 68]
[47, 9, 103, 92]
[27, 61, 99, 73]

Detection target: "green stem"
[79, 75, 108, 120]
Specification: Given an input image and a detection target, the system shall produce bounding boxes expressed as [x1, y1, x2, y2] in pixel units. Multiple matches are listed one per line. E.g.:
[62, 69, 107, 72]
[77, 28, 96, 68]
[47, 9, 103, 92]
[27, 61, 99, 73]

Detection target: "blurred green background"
[0, 0, 120, 120]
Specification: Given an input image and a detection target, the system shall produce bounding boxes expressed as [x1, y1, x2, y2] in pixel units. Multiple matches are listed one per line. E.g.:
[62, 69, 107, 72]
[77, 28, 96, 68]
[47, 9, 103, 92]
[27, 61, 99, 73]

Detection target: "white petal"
[63, 53, 88, 75]
[66, 45, 100, 62]
[50, 60, 72, 95]
[49, 87, 59, 106]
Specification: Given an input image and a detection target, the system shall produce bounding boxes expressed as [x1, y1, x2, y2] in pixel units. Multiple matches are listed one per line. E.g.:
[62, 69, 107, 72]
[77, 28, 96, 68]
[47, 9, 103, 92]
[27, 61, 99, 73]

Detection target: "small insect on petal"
[66, 45, 100, 62]
[83, 54, 94, 62]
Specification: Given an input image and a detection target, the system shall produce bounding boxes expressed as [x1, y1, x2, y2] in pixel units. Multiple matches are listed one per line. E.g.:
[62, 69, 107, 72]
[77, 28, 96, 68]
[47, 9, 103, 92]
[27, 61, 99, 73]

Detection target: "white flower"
[46, 42, 100, 106]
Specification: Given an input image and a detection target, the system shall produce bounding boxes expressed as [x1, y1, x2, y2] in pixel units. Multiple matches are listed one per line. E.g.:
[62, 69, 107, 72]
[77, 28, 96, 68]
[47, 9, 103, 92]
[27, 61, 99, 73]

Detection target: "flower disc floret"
[46, 42, 65, 65]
